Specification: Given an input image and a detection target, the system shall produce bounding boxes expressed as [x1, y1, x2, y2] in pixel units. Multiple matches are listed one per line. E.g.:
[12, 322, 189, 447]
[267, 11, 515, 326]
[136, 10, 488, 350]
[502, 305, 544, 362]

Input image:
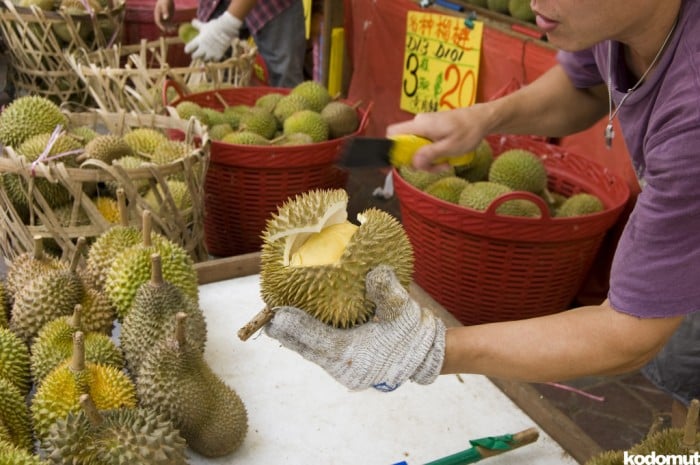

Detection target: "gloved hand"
[264, 265, 446, 392]
[184, 11, 242, 61]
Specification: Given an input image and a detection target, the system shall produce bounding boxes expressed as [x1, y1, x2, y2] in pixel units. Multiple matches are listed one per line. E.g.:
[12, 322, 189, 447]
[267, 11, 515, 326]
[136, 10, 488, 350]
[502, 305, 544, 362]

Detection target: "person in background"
[154, 0, 306, 87]
[263, 0, 700, 428]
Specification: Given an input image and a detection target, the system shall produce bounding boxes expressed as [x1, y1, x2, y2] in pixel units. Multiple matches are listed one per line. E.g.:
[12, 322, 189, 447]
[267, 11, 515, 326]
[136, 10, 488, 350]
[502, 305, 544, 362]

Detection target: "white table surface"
[188, 274, 579, 465]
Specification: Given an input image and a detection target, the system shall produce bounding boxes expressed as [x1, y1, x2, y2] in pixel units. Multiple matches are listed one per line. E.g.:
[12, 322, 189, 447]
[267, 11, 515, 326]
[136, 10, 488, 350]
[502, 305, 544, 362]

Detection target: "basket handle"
[484, 190, 552, 220]
[357, 101, 373, 134]
[162, 79, 189, 107]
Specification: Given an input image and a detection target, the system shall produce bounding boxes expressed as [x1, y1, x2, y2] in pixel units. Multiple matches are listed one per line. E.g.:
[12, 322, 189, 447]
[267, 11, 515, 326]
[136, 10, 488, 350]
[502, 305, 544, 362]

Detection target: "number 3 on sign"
[400, 11, 483, 114]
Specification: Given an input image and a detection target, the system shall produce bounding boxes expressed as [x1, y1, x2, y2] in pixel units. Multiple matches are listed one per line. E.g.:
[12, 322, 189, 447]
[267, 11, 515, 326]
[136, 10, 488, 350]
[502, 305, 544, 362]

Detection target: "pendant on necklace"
[604, 123, 615, 149]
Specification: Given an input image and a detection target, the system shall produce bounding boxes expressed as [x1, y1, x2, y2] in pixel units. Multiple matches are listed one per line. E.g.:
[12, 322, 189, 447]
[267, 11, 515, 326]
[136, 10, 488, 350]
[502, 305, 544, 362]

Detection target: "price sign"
[400, 11, 484, 114]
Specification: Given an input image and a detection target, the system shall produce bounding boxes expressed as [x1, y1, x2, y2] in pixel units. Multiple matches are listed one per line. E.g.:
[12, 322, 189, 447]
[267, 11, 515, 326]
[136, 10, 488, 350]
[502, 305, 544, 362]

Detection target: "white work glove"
[184, 11, 242, 61]
[264, 265, 446, 392]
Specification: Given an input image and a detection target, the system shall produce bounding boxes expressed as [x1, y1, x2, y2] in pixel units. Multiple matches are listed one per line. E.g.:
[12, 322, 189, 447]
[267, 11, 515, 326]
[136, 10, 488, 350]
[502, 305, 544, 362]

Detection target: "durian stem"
[213, 92, 229, 109]
[150, 253, 163, 286]
[117, 188, 129, 227]
[71, 331, 85, 372]
[175, 312, 188, 347]
[69, 304, 83, 329]
[79, 394, 104, 427]
[69, 237, 87, 273]
[32, 235, 45, 260]
[237, 306, 274, 341]
[142, 210, 152, 247]
[682, 398, 699, 450]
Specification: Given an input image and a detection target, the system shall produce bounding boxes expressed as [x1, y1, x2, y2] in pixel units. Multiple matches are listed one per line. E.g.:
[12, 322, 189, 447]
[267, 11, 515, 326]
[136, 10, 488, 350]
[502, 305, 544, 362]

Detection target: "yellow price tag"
[400, 11, 484, 114]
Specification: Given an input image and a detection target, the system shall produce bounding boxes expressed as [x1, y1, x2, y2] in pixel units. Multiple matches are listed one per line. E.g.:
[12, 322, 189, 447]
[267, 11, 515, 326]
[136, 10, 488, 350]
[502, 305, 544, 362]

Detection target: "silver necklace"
[604, 18, 678, 149]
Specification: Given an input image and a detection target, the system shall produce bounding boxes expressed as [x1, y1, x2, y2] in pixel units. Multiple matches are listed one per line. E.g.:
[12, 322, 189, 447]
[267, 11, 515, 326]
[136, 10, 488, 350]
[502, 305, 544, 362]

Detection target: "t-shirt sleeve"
[609, 125, 700, 318]
[556, 48, 605, 89]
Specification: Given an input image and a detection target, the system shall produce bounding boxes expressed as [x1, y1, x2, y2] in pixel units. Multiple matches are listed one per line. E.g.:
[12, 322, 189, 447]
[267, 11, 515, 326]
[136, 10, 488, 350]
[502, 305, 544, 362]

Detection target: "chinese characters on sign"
[400, 11, 484, 114]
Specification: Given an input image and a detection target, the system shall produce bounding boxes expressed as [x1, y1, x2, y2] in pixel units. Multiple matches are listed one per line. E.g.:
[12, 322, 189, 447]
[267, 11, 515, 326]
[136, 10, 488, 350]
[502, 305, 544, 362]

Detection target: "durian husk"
[260, 189, 413, 328]
[0, 378, 34, 451]
[0, 327, 31, 394]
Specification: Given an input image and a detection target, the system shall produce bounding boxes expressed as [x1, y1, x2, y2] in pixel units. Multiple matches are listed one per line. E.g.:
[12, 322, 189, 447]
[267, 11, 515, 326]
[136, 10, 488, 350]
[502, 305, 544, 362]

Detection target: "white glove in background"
[264, 265, 446, 392]
[184, 11, 242, 61]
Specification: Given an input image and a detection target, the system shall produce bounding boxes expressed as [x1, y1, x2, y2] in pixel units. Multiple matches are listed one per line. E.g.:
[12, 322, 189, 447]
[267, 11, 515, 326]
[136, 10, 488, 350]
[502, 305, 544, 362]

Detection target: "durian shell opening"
[289, 222, 359, 267]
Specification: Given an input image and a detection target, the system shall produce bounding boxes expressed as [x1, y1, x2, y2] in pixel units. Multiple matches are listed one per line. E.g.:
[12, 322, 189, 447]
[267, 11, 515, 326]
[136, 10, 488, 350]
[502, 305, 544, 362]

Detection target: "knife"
[338, 134, 475, 168]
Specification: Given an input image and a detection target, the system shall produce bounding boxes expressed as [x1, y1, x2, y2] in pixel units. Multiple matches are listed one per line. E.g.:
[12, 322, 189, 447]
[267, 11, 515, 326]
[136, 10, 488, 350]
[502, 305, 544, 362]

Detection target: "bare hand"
[154, 0, 176, 32]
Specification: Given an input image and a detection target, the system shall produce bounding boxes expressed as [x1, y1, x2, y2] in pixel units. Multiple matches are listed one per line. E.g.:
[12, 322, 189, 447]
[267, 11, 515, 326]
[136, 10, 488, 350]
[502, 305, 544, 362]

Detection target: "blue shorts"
[641, 311, 700, 406]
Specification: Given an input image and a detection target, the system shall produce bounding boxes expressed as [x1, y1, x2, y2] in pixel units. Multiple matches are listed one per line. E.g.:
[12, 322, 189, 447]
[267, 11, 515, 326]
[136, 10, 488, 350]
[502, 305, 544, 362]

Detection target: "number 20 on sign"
[400, 11, 484, 114]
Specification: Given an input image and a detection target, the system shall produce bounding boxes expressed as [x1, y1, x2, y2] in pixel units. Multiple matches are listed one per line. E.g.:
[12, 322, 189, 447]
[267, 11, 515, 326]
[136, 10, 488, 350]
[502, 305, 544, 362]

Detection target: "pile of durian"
[172, 80, 360, 146]
[0, 211, 248, 463]
[0, 95, 196, 241]
[398, 139, 605, 219]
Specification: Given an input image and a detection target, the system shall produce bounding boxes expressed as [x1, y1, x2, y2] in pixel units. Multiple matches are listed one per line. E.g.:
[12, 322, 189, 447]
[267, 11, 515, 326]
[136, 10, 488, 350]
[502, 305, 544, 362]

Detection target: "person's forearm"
[482, 65, 609, 138]
[441, 303, 683, 382]
[227, 0, 257, 21]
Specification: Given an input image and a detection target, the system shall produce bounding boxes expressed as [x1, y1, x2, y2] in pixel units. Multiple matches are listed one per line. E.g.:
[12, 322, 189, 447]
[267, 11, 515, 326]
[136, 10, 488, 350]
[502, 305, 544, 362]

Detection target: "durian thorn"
[682, 398, 700, 449]
[174, 312, 188, 347]
[69, 237, 87, 273]
[71, 331, 86, 372]
[150, 253, 164, 286]
[238, 306, 274, 341]
[69, 304, 83, 329]
[116, 188, 129, 227]
[141, 210, 153, 247]
[79, 394, 104, 427]
[32, 235, 45, 260]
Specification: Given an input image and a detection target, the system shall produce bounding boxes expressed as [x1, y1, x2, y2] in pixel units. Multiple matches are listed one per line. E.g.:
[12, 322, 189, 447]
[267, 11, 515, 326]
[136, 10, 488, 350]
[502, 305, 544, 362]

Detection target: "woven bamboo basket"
[0, 110, 210, 262]
[66, 36, 257, 114]
[0, 0, 126, 105]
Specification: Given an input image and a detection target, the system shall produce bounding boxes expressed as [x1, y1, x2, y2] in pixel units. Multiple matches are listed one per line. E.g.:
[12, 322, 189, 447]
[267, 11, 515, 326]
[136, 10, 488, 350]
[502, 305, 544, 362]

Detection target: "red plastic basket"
[167, 84, 371, 256]
[393, 134, 631, 325]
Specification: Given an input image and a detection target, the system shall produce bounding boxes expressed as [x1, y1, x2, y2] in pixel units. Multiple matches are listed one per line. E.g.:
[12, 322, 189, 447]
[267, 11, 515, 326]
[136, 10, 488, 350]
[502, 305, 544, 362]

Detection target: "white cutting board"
[188, 274, 578, 465]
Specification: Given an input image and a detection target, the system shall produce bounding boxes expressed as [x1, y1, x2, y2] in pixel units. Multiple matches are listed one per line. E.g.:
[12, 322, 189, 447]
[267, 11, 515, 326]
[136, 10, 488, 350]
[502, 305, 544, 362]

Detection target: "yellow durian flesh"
[260, 189, 414, 328]
[289, 222, 359, 267]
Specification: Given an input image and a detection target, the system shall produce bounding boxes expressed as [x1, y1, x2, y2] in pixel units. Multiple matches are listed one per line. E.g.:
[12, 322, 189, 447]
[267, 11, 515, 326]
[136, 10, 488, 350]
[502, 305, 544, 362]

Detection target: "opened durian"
[137, 312, 248, 458]
[120, 254, 207, 377]
[44, 394, 188, 465]
[31, 331, 137, 442]
[260, 189, 413, 328]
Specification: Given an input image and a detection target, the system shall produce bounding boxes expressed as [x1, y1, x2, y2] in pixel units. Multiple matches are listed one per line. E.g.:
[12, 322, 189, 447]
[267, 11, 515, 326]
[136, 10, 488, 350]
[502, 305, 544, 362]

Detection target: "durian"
[10, 238, 87, 343]
[454, 139, 494, 182]
[423, 176, 469, 204]
[44, 394, 188, 465]
[0, 281, 7, 328]
[0, 439, 45, 464]
[458, 181, 541, 217]
[290, 80, 332, 112]
[0, 378, 33, 451]
[488, 148, 548, 194]
[221, 130, 269, 145]
[260, 189, 413, 327]
[104, 211, 198, 320]
[255, 92, 285, 113]
[122, 128, 168, 156]
[30, 305, 123, 385]
[282, 110, 329, 143]
[555, 193, 604, 217]
[398, 165, 455, 190]
[238, 107, 277, 139]
[0, 95, 67, 148]
[30, 331, 137, 442]
[208, 123, 234, 140]
[120, 253, 207, 377]
[5, 236, 66, 300]
[137, 312, 248, 457]
[175, 101, 207, 124]
[177, 22, 198, 43]
[78, 135, 133, 164]
[272, 93, 311, 125]
[320, 101, 359, 138]
[0, 327, 31, 394]
[150, 139, 192, 166]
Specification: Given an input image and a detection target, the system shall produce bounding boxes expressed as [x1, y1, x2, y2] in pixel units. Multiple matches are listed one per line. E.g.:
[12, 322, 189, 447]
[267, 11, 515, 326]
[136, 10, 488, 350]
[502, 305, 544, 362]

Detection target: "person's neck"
[621, 1, 681, 80]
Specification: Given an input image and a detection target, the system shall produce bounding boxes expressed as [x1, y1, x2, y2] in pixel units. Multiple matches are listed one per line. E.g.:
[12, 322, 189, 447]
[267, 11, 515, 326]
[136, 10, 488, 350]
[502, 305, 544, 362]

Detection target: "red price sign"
[400, 11, 483, 114]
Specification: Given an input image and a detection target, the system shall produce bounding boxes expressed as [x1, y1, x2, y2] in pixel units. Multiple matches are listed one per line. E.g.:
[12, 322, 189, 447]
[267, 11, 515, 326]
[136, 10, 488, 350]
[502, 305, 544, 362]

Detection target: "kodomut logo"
[624, 452, 700, 465]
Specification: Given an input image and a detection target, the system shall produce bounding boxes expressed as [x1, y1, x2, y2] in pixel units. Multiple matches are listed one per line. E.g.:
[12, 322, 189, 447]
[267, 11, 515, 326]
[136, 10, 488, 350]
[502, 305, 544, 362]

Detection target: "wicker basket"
[0, 110, 210, 262]
[394, 134, 631, 325]
[67, 36, 257, 114]
[0, 0, 126, 105]
[166, 84, 371, 257]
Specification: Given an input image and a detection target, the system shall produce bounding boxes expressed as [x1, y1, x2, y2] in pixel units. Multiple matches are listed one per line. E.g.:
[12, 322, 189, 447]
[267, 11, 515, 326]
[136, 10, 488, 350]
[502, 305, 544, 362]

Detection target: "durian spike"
[150, 253, 164, 286]
[69, 237, 87, 274]
[117, 188, 129, 227]
[68, 304, 83, 329]
[682, 399, 699, 450]
[70, 331, 85, 373]
[79, 393, 104, 427]
[237, 306, 274, 341]
[141, 210, 153, 247]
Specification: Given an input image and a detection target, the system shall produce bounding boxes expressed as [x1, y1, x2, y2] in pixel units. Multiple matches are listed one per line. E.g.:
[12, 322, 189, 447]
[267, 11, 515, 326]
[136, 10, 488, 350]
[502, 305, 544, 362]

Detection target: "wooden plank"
[194, 252, 261, 285]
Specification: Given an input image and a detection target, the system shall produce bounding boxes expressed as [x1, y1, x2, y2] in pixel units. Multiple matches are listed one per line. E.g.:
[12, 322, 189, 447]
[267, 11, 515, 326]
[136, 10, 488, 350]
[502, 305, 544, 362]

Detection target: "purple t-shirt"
[557, 0, 700, 319]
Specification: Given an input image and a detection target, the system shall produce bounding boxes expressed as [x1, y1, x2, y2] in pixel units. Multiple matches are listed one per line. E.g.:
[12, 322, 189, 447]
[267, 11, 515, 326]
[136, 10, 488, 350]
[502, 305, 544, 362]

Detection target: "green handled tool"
[392, 427, 539, 465]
